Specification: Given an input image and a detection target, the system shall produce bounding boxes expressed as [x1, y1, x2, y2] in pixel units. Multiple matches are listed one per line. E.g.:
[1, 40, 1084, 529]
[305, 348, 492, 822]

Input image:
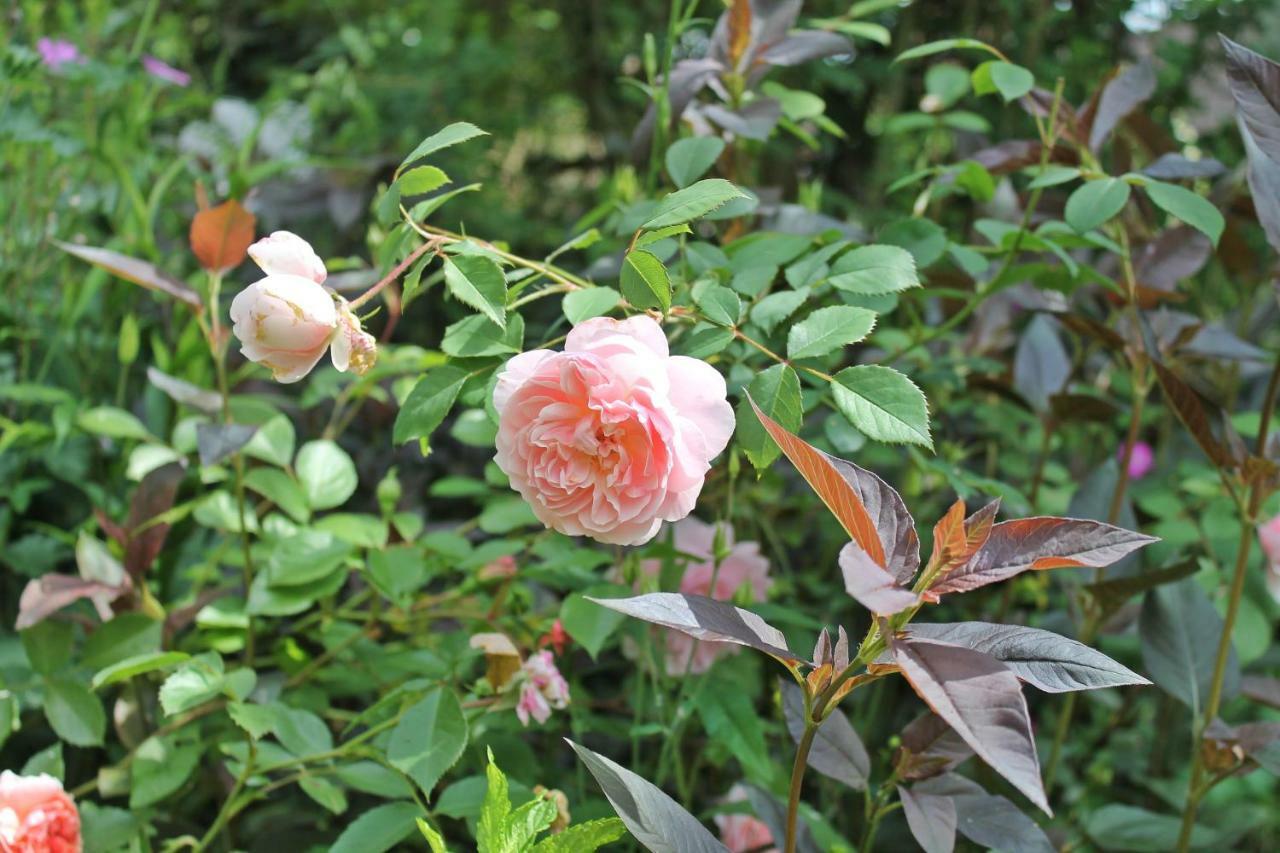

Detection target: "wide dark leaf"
[893, 638, 1050, 815]
[1084, 558, 1198, 619]
[56, 242, 203, 309]
[906, 622, 1150, 693]
[588, 593, 800, 664]
[1084, 63, 1157, 151]
[1142, 153, 1227, 180]
[917, 774, 1054, 853]
[1242, 675, 1280, 710]
[1012, 314, 1070, 413]
[123, 462, 187, 577]
[839, 542, 917, 615]
[1151, 361, 1236, 467]
[898, 713, 973, 780]
[750, 398, 919, 582]
[566, 740, 729, 853]
[1140, 579, 1240, 715]
[898, 786, 956, 853]
[1222, 36, 1280, 253]
[196, 423, 258, 467]
[932, 517, 1157, 594]
[780, 681, 869, 790]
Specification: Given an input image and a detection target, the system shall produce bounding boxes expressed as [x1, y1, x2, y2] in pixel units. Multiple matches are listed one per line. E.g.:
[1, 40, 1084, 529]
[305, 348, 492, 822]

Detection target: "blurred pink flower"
[639, 518, 772, 675]
[715, 785, 777, 853]
[1120, 440, 1154, 480]
[142, 55, 191, 87]
[516, 650, 570, 726]
[1257, 514, 1280, 604]
[0, 771, 81, 853]
[37, 38, 80, 70]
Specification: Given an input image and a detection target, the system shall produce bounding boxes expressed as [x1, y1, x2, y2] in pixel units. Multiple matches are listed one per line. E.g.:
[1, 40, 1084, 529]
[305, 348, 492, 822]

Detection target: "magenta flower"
[37, 38, 81, 70]
[142, 55, 191, 87]
[1119, 440, 1154, 480]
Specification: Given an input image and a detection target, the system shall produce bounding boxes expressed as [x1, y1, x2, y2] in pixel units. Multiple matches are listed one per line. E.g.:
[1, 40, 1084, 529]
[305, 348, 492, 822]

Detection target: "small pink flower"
[515, 650, 570, 726]
[493, 316, 734, 545]
[639, 518, 772, 675]
[1258, 514, 1280, 604]
[1120, 440, 1154, 480]
[0, 771, 81, 853]
[230, 232, 376, 383]
[142, 55, 191, 87]
[37, 38, 80, 70]
[715, 785, 777, 853]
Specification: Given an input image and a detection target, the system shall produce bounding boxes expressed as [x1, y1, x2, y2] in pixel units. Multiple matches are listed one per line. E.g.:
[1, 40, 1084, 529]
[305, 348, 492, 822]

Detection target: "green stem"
[195, 740, 253, 851]
[785, 723, 818, 853]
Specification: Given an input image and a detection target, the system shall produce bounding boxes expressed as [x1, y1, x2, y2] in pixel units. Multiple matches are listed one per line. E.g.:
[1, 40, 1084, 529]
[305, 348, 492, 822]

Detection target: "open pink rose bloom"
[229, 231, 376, 383]
[493, 315, 734, 545]
[0, 772, 81, 853]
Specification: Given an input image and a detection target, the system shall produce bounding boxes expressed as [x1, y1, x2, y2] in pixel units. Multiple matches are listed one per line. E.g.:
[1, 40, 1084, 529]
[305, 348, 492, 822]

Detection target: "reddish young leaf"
[726, 0, 752, 69]
[123, 461, 187, 578]
[931, 517, 1157, 595]
[16, 574, 129, 630]
[749, 398, 920, 580]
[190, 197, 256, 273]
[898, 785, 957, 853]
[840, 541, 917, 615]
[56, 242, 203, 309]
[929, 499, 998, 578]
[892, 637, 1050, 815]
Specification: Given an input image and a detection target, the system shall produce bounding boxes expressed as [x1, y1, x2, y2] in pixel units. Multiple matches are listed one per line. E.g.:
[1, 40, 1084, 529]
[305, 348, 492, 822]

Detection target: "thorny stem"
[347, 238, 439, 310]
[1175, 349, 1280, 850]
[733, 328, 834, 383]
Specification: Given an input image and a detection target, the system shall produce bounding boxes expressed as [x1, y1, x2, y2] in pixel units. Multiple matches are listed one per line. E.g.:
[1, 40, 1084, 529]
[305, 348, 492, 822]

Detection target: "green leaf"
[619, 250, 672, 312]
[418, 818, 449, 853]
[272, 705, 334, 757]
[300, 775, 348, 815]
[265, 530, 352, 587]
[894, 37, 1003, 63]
[665, 137, 726, 188]
[787, 306, 877, 359]
[400, 122, 488, 171]
[1141, 180, 1224, 246]
[478, 750, 511, 853]
[642, 178, 747, 229]
[750, 290, 809, 335]
[77, 406, 153, 441]
[394, 366, 469, 448]
[295, 440, 358, 510]
[530, 819, 627, 853]
[158, 653, 225, 716]
[227, 702, 276, 740]
[244, 468, 309, 523]
[831, 365, 932, 448]
[737, 364, 803, 469]
[444, 254, 507, 329]
[22, 621, 74, 675]
[331, 802, 421, 853]
[695, 683, 772, 782]
[130, 735, 200, 808]
[827, 245, 920, 294]
[1085, 804, 1216, 851]
[1140, 579, 1239, 715]
[635, 223, 693, 248]
[559, 587, 628, 660]
[443, 313, 525, 358]
[399, 165, 450, 196]
[692, 281, 742, 326]
[1065, 177, 1131, 233]
[243, 414, 295, 468]
[973, 61, 1034, 102]
[1028, 165, 1081, 189]
[92, 651, 189, 690]
[563, 287, 621, 324]
[389, 688, 468, 797]
[43, 677, 106, 746]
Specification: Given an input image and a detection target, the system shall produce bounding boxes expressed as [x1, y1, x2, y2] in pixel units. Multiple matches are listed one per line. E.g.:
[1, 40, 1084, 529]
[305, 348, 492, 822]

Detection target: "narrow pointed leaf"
[1151, 361, 1235, 467]
[787, 306, 877, 359]
[932, 517, 1157, 594]
[566, 740, 729, 853]
[1140, 579, 1240, 715]
[898, 786, 957, 853]
[839, 541, 917, 614]
[400, 122, 488, 171]
[781, 681, 869, 789]
[906, 622, 1151, 693]
[588, 593, 798, 663]
[444, 255, 506, 329]
[642, 179, 747, 229]
[893, 638, 1050, 815]
[619, 250, 672, 312]
[56, 242, 202, 308]
[1064, 178, 1131, 234]
[899, 713, 973, 780]
[1141, 180, 1224, 246]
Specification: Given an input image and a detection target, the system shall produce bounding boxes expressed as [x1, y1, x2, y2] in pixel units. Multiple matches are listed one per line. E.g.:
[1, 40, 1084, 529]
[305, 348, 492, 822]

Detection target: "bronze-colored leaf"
[189, 197, 256, 273]
[1151, 361, 1236, 467]
[56, 242, 202, 309]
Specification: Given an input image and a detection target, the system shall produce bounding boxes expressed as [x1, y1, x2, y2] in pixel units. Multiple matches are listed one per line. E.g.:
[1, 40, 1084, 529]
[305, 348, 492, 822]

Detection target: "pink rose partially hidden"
[516, 650, 571, 726]
[1257, 513, 1280, 604]
[493, 316, 734, 546]
[639, 518, 772, 675]
[715, 785, 777, 853]
[0, 771, 81, 853]
[230, 231, 376, 383]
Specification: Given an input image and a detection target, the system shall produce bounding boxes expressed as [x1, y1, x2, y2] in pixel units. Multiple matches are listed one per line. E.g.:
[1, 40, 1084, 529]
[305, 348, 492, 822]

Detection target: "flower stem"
[347, 239, 438, 310]
[785, 722, 818, 853]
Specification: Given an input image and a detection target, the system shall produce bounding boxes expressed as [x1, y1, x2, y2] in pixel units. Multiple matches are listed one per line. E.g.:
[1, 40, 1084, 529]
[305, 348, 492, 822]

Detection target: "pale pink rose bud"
[515, 650, 570, 726]
[493, 316, 734, 545]
[637, 518, 772, 675]
[1258, 514, 1280, 604]
[715, 785, 777, 853]
[332, 303, 378, 376]
[247, 231, 327, 283]
[0, 771, 82, 853]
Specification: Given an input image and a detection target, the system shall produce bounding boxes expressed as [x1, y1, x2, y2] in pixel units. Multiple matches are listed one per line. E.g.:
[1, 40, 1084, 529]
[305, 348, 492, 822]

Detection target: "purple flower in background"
[143, 55, 191, 87]
[37, 38, 81, 70]
[1120, 440, 1155, 480]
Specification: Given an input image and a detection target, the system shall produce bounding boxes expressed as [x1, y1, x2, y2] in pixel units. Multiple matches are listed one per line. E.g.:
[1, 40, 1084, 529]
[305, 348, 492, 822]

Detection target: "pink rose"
[37, 38, 80, 70]
[0, 771, 81, 853]
[516, 650, 570, 726]
[230, 232, 375, 383]
[493, 316, 734, 545]
[715, 785, 777, 853]
[1258, 514, 1280, 604]
[640, 518, 772, 675]
[1120, 440, 1155, 480]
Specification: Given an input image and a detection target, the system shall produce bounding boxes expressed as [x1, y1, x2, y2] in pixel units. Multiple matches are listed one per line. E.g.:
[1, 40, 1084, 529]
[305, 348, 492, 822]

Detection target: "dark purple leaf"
[932, 517, 1157, 594]
[1013, 314, 1070, 413]
[700, 99, 782, 141]
[1204, 719, 1280, 775]
[741, 783, 816, 853]
[147, 367, 221, 414]
[1142, 153, 1227, 180]
[971, 140, 1042, 174]
[631, 58, 725, 159]
[1132, 227, 1212, 293]
[916, 774, 1054, 853]
[839, 541, 917, 615]
[588, 593, 799, 664]
[758, 30, 851, 67]
[906, 622, 1150, 693]
[196, 423, 258, 467]
[898, 785, 956, 853]
[566, 740, 729, 853]
[1086, 63, 1157, 151]
[1222, 36, 1280, 253]
[781, 681, 869, 790]
[1140, 579, 1240, 715]
[123, 461, 187, 577]
[55, 242, 202, 309]
[709, 0, 802, 70]
[1152, 361, 1236, 467]
[1084, 558, 1199, 619]
[1243, 675, 1280, 710]
[16, 574, 128, 630]
[898, 713, 973, 780]
[892, 638, 1050, 815]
